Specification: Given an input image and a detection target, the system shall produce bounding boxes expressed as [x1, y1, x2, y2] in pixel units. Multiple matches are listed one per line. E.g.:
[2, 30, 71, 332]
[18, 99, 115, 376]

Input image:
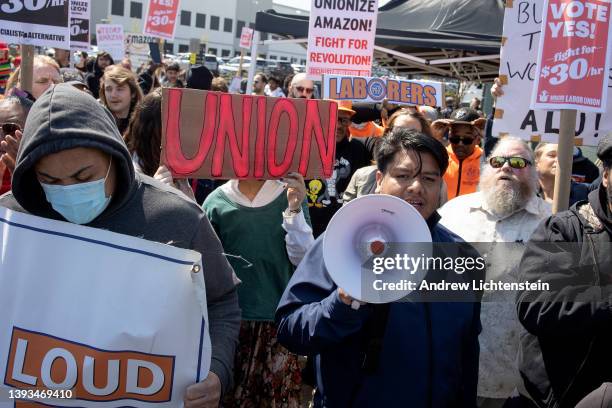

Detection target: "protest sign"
[161, 88, 338, 179]
[96, 24, 124, 62]
[0, 0, 70, 49]
[69, 0, 90, 51]
[149, 42, 162, 64]
[492, 0, 612, 145]
[125, 32, 158, 69]
[0, 207, 210, 407]
[306, 0, 378, 80]
[322, 75, 445, 107]
[531, 0, 612, 112]
[144, 0, 181, 40]
[239, 27, 254, 49]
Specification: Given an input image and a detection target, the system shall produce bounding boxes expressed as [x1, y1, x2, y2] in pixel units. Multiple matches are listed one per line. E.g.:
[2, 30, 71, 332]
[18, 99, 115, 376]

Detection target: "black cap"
[186, 65, 213, 91]
[597, 134, 612, 163]
[450, 108, 481, 123]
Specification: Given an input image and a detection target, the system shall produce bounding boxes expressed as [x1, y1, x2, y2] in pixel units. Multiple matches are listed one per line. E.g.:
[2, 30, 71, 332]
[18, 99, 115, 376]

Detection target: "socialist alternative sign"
[0, 0, 70, 49]
[161, 89, 338, 179]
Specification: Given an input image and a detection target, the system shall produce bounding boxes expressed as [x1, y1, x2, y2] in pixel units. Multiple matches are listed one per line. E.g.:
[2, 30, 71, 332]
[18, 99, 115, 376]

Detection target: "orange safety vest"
[443, 145, 482, 201]
[349, 121, 384, 138]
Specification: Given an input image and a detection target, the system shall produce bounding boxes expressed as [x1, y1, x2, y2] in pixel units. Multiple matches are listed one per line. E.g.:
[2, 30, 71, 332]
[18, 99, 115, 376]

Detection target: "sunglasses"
[1, 123, 21, 137]
[295, 86, 314, 95]
[449, 136, 475, 145]
[489, 156, 532, 169]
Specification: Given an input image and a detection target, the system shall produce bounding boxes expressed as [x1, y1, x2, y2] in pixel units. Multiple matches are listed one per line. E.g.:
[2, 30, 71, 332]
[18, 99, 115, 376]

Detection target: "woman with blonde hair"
[5, 55, 61, 100]
[99, 65, 143, 134]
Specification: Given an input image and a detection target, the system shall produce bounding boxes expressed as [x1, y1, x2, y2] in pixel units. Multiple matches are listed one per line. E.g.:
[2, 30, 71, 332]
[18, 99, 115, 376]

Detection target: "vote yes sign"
[144, 0, 181, 40]
[532, 0, 612, 112]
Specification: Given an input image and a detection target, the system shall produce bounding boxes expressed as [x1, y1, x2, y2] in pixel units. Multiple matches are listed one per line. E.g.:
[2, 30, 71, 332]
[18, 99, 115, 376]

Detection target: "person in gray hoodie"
[0, 83, 240, 407]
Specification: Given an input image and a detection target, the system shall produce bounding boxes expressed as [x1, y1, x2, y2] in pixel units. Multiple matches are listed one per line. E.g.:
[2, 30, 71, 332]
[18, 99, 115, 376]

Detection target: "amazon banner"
[161, 88, 338, 179]
[0, 207, 210, 407]
[322, 74, 445, 107]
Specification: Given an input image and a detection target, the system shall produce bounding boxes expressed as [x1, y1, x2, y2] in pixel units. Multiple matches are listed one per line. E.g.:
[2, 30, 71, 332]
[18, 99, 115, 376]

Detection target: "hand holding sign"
[282, 172, 307, 211]
[1, 128, 22, 173]
[184, 372, 221, 408]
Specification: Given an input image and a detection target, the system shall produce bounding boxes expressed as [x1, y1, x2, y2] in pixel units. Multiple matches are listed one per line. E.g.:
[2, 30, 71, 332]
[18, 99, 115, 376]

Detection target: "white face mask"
[41, 157, 113, 224]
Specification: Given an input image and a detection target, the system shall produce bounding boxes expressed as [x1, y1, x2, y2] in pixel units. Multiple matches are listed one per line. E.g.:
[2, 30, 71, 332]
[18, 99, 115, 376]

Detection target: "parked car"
[291, 64, 306, 73]
[270, 60, 294, 78]
[202, 54, 220, 75]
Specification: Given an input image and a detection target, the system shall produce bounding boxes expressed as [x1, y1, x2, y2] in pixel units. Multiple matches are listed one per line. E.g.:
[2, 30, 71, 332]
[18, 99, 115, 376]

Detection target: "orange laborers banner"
[161, 89, 338, 179]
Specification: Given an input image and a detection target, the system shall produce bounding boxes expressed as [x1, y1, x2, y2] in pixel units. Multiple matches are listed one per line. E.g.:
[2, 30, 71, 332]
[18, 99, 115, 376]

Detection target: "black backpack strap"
[361, 303, 391, 374]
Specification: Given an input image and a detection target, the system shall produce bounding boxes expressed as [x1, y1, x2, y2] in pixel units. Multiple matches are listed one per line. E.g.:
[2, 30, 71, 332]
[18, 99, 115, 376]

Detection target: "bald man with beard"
[288, 73, 315, 99]
[438, 137, 551, 408]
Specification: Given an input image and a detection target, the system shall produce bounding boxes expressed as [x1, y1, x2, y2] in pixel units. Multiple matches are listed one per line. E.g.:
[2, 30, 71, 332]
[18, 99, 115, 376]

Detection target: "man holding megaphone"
[276, 128, 481, 407]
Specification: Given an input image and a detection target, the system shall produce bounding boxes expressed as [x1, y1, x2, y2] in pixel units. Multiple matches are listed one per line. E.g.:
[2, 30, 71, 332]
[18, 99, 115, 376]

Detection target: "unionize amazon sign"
[70, 0, 90, 50]
[306, 0, 379, 80]
[0, 0, 70, 49]
[96, 24, 124, 62]
[532, 0, 612, 112]
[144, 0, 181, 40]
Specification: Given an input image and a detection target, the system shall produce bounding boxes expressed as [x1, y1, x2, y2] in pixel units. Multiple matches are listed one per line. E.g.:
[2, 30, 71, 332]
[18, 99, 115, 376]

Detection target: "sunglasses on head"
[449, 136, 475, 145]
[1, 123, 21, 137]
[295, 86, 314, 94]
[489, 156, 532, 169]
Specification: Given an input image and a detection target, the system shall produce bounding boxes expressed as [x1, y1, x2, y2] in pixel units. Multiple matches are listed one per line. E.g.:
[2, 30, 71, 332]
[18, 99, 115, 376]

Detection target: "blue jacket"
[276, 214, 481, 407]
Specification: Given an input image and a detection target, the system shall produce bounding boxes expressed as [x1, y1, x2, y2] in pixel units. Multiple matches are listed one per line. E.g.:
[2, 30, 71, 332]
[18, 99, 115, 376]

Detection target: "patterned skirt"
[223, 320, 303, 408]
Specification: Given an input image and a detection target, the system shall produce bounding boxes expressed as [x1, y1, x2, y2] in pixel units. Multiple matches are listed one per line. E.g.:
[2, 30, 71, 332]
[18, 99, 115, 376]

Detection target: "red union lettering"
[162, 89, 337, 179]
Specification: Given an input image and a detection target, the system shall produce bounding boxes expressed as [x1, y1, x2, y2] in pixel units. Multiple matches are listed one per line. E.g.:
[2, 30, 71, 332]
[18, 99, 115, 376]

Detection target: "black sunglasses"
[449, 136, 475, 145]
[1, 123, 21, 137]
[489, 156, 532, 169]
[295, 86, 314, 94]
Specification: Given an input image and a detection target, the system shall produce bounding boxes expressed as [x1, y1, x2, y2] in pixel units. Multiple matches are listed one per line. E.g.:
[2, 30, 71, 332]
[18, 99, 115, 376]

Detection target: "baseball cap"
[597, 133, 612, 163]
[449, 108, 484, 127]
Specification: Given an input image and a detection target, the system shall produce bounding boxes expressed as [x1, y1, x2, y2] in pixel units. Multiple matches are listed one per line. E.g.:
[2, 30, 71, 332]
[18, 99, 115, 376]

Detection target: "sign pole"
[551, 109, 577, 214]
[245, 31, 260, 95]
[238, 50, 245, 78]
[20, 45, 34, 94]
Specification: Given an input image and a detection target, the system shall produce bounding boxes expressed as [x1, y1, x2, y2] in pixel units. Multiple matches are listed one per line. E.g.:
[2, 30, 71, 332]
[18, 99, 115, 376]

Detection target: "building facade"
[92, 0, 306, 63]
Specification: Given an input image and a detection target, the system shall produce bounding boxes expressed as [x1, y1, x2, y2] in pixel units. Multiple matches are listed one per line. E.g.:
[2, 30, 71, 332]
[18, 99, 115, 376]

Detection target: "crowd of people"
[0, 45, 611, 408]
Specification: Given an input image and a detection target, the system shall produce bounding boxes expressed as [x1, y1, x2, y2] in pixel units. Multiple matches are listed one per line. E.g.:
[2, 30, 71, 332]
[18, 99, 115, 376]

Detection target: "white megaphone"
[323, 194, 432, 304]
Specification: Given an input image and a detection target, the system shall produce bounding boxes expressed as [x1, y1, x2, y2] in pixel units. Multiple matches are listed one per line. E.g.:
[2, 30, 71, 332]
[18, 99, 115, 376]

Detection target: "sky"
[274, 0, 392, 11]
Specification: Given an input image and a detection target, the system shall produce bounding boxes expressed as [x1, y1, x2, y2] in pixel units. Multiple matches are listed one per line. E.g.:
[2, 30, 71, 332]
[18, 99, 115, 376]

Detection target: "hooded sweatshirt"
[0, 83, 240, 394]
[85, 54, 114, 99]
